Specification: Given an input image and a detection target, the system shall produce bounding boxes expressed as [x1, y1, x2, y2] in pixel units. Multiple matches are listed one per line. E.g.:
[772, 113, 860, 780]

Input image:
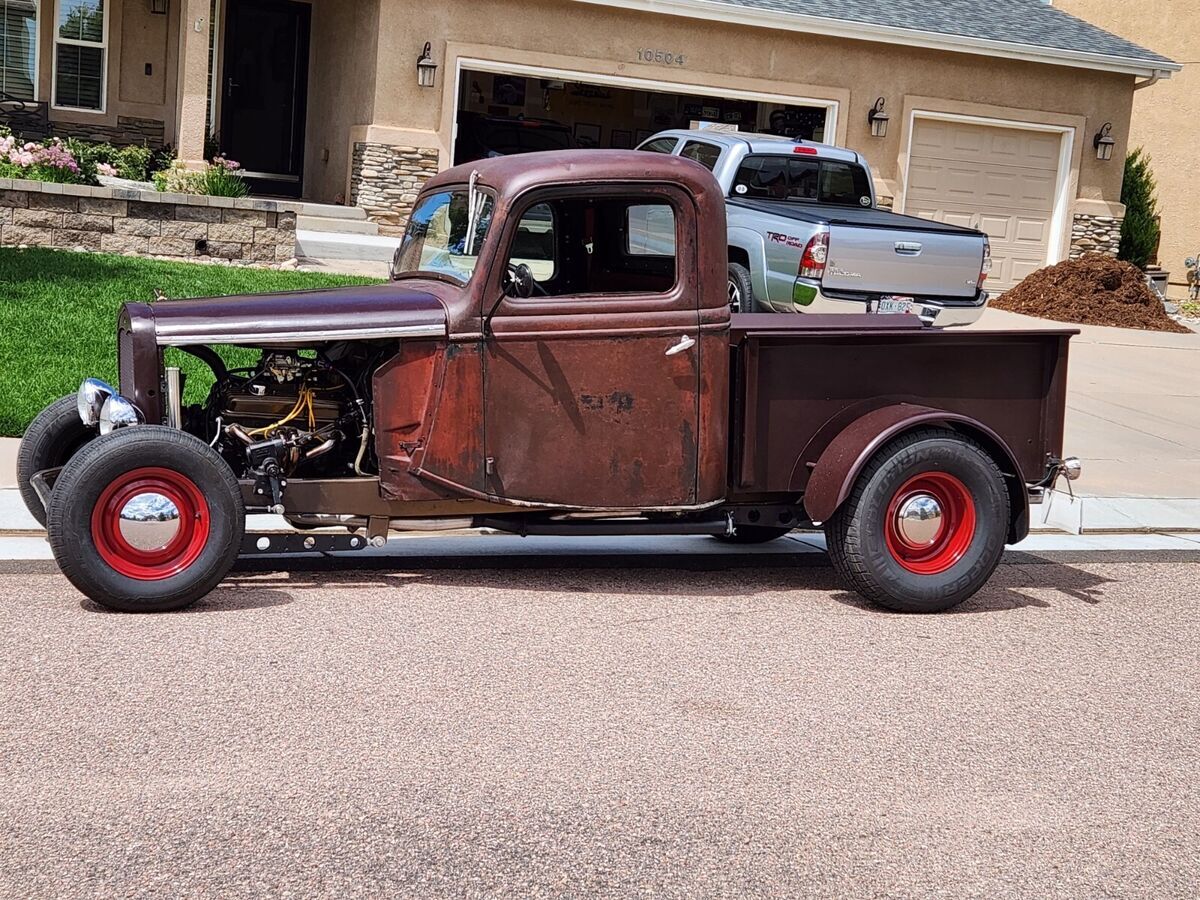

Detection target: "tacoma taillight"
[979, 236, 992, 287]
[799, 232, 829, 279]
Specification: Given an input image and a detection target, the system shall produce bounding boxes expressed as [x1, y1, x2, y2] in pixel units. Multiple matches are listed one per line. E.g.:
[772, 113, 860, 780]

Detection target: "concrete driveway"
[968, 308, 1200, 501]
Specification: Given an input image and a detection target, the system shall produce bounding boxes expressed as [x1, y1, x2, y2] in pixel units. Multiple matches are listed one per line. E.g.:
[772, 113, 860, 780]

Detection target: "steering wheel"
[503, 263, 548, 298]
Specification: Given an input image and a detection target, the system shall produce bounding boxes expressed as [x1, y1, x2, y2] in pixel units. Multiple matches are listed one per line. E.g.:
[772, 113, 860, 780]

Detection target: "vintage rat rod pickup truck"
[19, 150, 1079, 614]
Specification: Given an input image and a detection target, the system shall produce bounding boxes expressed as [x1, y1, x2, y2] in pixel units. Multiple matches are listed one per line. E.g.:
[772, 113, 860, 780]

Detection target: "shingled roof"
[576, 0, 1178, 75]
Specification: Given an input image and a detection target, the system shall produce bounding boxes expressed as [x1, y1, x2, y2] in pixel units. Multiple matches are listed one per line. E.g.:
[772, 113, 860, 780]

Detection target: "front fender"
[800, 404, 1030, 542]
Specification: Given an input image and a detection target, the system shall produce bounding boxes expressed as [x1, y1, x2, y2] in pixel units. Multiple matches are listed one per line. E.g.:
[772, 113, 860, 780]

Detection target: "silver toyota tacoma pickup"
[638, 130, 991, 326]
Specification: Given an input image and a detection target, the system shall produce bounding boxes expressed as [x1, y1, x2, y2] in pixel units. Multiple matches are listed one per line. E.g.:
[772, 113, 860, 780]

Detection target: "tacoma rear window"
[732, 155, 872, 207]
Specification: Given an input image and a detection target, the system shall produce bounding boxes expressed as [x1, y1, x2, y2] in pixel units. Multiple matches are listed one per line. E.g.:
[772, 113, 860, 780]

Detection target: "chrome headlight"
[1062, 457, 1082, 481]
[99, 395, 143, 435]
[77, 378, 115, 427]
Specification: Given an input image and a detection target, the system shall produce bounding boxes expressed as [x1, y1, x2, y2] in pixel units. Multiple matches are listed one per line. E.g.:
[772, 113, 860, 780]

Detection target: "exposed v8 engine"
[185, 347, 386, 511]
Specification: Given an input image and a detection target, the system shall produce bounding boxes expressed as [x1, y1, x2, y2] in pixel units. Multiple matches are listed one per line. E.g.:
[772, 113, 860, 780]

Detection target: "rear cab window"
[732, 154, 873, 207]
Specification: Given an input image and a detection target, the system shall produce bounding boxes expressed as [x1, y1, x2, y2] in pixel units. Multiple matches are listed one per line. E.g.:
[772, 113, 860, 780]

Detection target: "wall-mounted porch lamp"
[416, 42, 438, 88]
[149, 0, 168, 15]
[867, 97, 889, 138]
[1093, 122, 1115, 161]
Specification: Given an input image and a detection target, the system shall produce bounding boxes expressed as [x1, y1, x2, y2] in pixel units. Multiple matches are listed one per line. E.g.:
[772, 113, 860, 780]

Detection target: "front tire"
[824, 428, 1009, 613]
[17, 395, 96, 526]
[47, 427, 245, 613]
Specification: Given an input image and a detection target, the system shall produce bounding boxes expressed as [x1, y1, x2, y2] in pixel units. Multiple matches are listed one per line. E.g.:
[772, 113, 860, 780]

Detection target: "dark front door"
[483, 189, 701, 509]
[220, 0, 310, 197]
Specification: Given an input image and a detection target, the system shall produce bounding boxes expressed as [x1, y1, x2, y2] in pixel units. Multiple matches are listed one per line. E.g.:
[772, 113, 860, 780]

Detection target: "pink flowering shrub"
[0, 132, 86, 184]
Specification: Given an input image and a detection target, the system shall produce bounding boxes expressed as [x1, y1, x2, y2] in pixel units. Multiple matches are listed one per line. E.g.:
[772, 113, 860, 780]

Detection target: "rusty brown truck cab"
[20, 150, 1078, 614]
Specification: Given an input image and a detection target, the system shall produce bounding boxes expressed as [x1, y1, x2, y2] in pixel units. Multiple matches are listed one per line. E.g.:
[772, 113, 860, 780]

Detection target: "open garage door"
[454, 66, 833, 167]
[904, 117, 1067, 292]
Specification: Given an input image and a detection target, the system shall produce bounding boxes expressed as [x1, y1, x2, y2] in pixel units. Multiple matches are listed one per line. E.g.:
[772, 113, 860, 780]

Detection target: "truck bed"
[727, 314, 1074, 497]
[727, 197, 978, 234]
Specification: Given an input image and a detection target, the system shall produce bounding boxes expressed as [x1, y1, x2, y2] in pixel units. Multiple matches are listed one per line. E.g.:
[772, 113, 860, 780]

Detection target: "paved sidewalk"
[3, 527, 1200, 563]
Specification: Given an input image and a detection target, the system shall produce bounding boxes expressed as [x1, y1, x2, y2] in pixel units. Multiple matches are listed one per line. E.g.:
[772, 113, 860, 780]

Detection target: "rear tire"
[47, 426, 245, 613]
[824, 428, 1009, 613]
[728, 262, 754, 313]
[17, 395, 96, 526]
[714, 525, 793, 544]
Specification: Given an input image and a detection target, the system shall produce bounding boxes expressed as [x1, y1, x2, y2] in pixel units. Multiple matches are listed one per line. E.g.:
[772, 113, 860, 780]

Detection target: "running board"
[477, 516, 732, 537]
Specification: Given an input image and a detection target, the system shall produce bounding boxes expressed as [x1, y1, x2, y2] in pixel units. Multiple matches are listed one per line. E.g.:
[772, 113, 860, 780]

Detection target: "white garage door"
[905, 118, 1064, 291]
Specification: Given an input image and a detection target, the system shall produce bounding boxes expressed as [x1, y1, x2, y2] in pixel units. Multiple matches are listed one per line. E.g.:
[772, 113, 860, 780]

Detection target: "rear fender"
[727, 227, 768, 300]
[800, 404, 1030, 543]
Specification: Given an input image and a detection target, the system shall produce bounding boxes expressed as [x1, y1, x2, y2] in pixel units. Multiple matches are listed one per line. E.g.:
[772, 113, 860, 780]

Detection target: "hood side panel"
[141, 284, 447, 347]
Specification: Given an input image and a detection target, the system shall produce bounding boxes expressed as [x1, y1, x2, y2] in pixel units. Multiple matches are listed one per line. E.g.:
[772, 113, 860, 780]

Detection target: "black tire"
[823, 427, 1009, 613]
[714, 525, 793, 544]
[727, 262, 754, 313]
[46, 426, 245, 613]
[17, 395, 96, 527]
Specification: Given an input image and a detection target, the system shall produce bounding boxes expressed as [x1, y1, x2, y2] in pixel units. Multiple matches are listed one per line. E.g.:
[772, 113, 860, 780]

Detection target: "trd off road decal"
[766, 231, 804, 249]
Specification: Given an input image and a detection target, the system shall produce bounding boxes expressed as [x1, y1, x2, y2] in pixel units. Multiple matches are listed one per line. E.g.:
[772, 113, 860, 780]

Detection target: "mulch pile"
[992, 253, 1190, 333]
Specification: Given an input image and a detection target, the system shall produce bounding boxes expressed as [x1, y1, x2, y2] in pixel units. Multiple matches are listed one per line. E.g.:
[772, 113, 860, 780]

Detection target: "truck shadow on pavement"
[175, 546, 1178, 615]
[6, 547, 1188, 616]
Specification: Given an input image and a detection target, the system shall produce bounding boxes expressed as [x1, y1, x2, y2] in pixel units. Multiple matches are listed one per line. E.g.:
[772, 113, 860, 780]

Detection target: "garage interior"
[453, 67, 830, 166]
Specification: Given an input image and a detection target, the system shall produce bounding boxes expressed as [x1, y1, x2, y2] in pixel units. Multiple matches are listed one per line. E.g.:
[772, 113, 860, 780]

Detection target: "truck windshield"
[732, 155, 873, 207]
[392, 188, 495, 283]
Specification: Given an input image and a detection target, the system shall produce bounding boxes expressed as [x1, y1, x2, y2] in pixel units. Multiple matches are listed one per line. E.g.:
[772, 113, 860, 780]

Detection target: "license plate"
[877, 296, 914, 314]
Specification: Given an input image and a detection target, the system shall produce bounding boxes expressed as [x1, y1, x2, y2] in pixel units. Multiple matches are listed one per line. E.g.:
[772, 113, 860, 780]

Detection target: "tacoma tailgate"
[822, 209, 985, 298]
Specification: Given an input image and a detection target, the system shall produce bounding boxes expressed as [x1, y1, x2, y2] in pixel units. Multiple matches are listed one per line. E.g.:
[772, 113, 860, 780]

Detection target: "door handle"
[226, 77, 239, 97]
[894, 241, 922, 255]
[665, 335, 696, 356]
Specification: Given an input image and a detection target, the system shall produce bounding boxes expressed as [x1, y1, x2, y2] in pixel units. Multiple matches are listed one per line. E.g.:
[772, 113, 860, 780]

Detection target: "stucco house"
[0, 0, 1178, 291]
[1052, 0, 1194, 297]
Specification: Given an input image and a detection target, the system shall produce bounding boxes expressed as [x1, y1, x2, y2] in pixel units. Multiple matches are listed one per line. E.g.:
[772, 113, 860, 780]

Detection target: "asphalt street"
[1, 540, 1198, 898]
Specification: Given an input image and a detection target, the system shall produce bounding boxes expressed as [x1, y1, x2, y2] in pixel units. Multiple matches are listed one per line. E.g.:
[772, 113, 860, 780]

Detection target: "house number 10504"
[636, 48, 687, 66]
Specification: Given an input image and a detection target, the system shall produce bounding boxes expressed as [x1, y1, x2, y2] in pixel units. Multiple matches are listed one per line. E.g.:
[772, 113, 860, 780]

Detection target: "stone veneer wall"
[2, 109, 166, 147]
[1069, 213, 1123, 260]
[0, 180, 297, 263]
[349, 142, 440, 234]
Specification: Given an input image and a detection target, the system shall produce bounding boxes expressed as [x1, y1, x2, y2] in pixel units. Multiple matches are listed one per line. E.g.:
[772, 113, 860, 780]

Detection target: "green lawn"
[0, 249, 381, 436]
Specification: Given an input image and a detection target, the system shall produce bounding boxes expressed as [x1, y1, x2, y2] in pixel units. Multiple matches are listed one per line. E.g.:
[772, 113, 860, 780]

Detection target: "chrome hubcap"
[117, 492, 182, 552]
[895, 493, 943, 547]
[728, 279, 741, 311]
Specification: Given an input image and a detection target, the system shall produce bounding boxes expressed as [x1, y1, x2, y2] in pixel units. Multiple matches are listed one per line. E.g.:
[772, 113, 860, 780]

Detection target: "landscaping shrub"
[202, 155, 249, 197]
[0, 130, 86, 184]
[153, 156, 248, 197]
[1118, 148, 1161, 271]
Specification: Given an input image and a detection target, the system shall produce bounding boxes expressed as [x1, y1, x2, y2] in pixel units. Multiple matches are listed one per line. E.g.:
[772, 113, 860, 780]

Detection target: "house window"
[54, 0, 105, 111]
[0, 0, 38, 101]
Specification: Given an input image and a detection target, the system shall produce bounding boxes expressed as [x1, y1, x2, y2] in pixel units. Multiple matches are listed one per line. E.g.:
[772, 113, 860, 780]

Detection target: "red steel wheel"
[883, 472, 977, 576]
[91, 467, 211, 581]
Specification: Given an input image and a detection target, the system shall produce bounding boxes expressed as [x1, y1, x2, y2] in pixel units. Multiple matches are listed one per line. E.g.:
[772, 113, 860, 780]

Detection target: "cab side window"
[504, 196, 677, 298]
[679, 140, 721, 172]
[639, 137, 679, 154]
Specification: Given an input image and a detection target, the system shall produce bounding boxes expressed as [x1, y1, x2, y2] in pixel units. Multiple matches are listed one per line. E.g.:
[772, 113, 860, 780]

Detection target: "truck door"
[483, 187, 701, 508]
